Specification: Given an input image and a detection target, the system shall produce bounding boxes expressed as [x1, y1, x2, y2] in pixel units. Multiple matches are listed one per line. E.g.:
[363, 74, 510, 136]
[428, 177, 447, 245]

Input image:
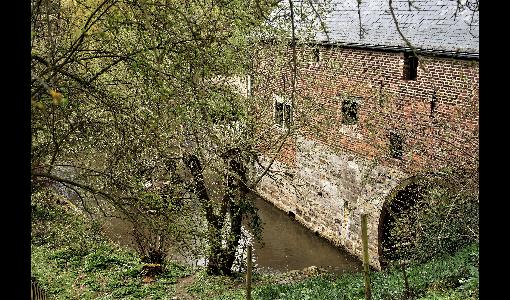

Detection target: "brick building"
[250, 0, 479, 269]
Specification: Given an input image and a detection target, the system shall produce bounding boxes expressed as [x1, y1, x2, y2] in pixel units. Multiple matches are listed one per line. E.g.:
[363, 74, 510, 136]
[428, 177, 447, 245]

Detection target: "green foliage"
[31, 190, 192, 299]
[186, 270, 244, 298]
[204, 243, 478, 300]
[31, 172, 478, 300]
[385, 170, 479, 264]
[31, 0, 276, 276]
[31, 189, 104, 250]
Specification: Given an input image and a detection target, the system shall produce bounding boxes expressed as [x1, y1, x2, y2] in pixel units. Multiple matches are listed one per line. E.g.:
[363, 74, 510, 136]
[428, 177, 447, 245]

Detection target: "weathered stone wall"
[256, 135, 407, 268]
[252, 44, 479, 269]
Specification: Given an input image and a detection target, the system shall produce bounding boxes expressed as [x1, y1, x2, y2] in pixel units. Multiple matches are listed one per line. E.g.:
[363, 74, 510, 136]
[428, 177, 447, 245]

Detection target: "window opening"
[403, 53, 418, 80]
[342, 97, 360, 125]
[389, 132, 404, 159]
[313, 48, 320, 62]
[274, 96, 292, 129]
[284, 103, 292, 128]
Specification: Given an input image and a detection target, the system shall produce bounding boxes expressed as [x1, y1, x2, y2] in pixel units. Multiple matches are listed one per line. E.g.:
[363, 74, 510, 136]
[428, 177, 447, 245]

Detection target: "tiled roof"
[314, 0, 479, 55]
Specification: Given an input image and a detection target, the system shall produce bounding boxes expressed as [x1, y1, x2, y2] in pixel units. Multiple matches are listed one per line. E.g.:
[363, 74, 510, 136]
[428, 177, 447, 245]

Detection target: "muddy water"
[99, 193, 362, 274]
[248, 194, 362, 274]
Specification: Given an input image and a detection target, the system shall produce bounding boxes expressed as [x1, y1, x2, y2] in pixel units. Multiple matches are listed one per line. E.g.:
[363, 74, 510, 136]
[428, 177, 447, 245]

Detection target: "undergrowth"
[31, 189, 478, 300]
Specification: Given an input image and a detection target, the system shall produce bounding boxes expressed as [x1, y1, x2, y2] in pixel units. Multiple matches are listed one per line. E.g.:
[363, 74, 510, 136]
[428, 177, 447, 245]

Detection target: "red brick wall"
[252, 45, 479, 174]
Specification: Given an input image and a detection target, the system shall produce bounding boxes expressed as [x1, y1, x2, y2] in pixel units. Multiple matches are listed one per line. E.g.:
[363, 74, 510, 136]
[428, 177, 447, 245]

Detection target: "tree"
[31, 0, 278, 275]
[31, 0, 479, 277]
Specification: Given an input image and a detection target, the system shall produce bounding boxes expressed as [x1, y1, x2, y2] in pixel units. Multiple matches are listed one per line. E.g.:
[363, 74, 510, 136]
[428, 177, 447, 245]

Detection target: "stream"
[99, 191, 362, 274]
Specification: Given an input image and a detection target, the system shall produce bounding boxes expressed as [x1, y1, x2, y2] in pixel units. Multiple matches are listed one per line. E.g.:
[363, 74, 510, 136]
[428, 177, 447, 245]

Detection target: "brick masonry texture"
[251, 44, 479, 269]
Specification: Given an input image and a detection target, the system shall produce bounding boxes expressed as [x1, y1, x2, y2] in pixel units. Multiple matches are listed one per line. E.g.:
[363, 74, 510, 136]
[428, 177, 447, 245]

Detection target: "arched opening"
[378, 176, 427, 268]
[377, 168, 479, 268]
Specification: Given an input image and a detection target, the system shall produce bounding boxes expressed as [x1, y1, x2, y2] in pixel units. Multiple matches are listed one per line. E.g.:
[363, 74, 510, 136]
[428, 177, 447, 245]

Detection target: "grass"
[198, 243, 479, 300]
[31, 189, 478, 300]
[31, 190, 192, 300]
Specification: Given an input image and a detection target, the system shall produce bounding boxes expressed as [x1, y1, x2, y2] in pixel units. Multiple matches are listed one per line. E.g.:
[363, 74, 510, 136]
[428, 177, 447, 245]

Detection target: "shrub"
[385, 168, 479, 264]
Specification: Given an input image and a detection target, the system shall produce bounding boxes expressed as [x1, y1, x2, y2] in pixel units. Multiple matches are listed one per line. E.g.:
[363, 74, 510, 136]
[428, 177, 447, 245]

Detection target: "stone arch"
[376, 173, 435, 268]
[375, 169, 466, 268]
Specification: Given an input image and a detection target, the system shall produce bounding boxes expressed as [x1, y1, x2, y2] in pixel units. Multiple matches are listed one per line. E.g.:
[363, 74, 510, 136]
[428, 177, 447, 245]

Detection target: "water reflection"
[98, 192, 362, 274]
[248, 194, 362, 274]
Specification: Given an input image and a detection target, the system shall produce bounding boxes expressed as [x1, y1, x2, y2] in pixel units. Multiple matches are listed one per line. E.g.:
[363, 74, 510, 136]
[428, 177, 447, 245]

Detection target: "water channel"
[99, 192, 362, 275]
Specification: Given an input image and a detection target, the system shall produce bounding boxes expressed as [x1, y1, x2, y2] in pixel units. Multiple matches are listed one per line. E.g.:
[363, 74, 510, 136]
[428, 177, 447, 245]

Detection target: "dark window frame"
[313, 48, 320, 62]
[274, 96, 292, 129]
[341, 96, 360, 125]
[403, 53, 418, 80]
[284, 103, 292, 128]
[389, 132, 404, 159]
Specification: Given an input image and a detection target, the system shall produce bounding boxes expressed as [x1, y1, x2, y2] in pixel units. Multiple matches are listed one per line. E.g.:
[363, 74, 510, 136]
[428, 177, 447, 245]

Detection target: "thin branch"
[357, 0, 367, 39]
[31, 172, 137, 223]
[388, 0, 418, 57]
[61, 0, 119, 68]
[307, 0, 330, 41]
[32, 54, 90, 91]
[60, 182, 93, 218]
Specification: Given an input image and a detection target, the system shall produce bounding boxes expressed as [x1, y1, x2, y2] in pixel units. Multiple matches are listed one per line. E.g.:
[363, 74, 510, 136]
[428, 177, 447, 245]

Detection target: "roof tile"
[314, 0, 479, 53]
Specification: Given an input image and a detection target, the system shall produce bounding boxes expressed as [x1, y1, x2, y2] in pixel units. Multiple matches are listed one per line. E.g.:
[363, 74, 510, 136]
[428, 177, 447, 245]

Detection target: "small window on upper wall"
[403, 53, 418, 80]
[341, 97, 360, 125]
[389, 132, 404, 159]
[313, 48, 320, 62]
[274, 95, 292, 129]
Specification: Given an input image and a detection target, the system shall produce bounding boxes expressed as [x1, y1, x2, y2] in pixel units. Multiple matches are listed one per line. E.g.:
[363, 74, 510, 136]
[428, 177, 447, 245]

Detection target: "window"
[284, 103, 292, 127]
[403, 53, 418, 80]
[341, 97, 360, 125]
[275, 101, 284, 125]
[313, 48, 320, 62]
[389, 132, 404, 159]
[274, 95, 292, 129]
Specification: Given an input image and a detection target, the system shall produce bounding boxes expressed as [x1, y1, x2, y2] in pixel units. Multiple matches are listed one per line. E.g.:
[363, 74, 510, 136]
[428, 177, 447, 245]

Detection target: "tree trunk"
[184, 152, 249, 276]
[223, 154, 249, 274]
[183, 154, 223, 275]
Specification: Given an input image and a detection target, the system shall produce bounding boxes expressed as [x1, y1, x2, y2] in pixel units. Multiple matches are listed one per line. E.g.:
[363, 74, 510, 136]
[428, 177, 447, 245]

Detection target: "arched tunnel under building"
[378, 179, 426, 268]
